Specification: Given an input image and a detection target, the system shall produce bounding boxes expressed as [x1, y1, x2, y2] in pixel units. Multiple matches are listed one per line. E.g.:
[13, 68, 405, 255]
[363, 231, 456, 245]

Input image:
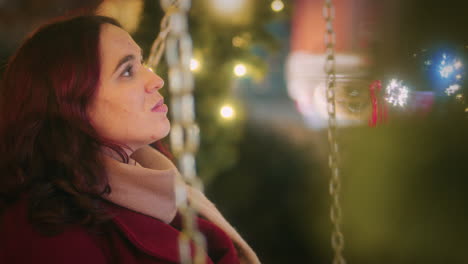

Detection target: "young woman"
[0, 15, 259, 264]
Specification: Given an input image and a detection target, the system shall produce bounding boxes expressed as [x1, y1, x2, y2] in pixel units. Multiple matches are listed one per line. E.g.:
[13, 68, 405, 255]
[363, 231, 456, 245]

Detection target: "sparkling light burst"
[385, 79, 409, 107]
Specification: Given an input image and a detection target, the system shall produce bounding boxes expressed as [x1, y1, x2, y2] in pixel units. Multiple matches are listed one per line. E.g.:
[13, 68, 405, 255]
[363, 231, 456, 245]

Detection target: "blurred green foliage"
[341, 112, 468, 263]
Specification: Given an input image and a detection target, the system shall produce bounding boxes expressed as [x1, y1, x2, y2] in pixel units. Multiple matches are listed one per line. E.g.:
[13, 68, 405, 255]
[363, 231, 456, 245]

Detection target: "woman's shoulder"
[0, 197, 108, 263]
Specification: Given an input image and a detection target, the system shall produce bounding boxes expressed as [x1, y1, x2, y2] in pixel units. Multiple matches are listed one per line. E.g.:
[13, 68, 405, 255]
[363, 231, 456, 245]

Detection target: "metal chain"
[147, 1, 206, 263]
[147, 2, 176, 68]
[323, 1, 346, 264]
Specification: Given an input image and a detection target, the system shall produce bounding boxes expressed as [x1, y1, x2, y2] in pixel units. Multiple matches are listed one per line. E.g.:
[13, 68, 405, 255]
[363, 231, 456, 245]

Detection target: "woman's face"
[88, 24, 170, 153]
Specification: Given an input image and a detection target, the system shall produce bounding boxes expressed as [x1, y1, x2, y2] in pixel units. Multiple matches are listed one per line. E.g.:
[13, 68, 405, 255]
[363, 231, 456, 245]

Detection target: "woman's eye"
[122, 65, 133, 77]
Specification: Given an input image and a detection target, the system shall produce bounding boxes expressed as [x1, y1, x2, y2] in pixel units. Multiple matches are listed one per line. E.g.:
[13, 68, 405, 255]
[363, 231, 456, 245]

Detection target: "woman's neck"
[100, 146, 178, 223]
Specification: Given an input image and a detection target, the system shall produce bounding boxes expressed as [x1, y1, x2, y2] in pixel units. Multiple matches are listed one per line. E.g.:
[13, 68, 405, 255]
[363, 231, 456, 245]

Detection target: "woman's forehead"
[99, 24, 140, 74]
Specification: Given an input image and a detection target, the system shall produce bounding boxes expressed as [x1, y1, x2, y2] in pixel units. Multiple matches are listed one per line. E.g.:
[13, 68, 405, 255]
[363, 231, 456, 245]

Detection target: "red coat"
[0, 198, 240, 264]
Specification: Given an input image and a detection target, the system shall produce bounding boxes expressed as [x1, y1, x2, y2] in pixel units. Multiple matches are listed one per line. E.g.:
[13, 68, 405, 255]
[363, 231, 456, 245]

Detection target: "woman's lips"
[152, 99, 168, 113]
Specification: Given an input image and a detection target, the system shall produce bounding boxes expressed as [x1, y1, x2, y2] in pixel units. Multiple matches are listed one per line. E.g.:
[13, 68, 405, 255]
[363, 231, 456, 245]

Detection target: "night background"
[1, 0, 468, 263]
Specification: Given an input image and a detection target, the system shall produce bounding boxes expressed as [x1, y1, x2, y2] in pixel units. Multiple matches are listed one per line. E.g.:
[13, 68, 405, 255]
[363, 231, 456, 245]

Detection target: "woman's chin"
[149, 128, 170, 143]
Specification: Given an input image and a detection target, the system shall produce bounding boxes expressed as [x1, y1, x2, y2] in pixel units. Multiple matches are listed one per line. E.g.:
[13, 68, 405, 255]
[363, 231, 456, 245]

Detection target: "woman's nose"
[145, 67, 164, 93]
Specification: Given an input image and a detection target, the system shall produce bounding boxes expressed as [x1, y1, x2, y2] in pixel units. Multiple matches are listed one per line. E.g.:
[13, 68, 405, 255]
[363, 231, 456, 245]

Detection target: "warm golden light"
[271, 0, 284, 12]
[190, 58, 200, 72]
[234, 64, 247, 77]
[206, 0, 253, 24]
[210, 0, 247, 15]
[232, 33, 252, 48]
[232, 36, 246, 47]
[220, 105, 235, 119]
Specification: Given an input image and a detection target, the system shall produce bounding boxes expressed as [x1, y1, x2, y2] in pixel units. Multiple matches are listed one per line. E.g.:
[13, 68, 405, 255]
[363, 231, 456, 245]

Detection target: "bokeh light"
[234, 63, 247, 77]
[209, 0, 248, 15]
[445, 84, 461, 96]
[190, 58, 200, 72]
[271, 0, 284, 12]
[205, 0, 253, 24]
[220, 105, 235, 119]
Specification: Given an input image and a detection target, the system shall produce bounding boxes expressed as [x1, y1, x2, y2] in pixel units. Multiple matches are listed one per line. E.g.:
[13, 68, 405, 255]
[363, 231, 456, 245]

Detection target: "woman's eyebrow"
[113, 54, 135, 74]
[113, 47, 143, 74]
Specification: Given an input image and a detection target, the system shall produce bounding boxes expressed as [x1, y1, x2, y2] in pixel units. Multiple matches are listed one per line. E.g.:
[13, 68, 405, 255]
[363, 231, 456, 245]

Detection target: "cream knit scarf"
[101, 145, 260, 264]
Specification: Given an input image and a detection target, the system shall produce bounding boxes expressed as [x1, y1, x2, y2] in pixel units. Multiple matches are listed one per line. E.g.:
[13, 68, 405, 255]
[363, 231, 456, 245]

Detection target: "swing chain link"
[323, 1, 346, 264]
[148, 1, 206, 264]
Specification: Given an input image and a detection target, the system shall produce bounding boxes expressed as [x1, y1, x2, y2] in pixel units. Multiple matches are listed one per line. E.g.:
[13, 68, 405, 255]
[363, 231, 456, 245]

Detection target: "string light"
[271, 0, 284, 12]
[385, 79, 409, 107]
[190, 58, 200, 72]
[233, 63, 247, 77]
[220, 105, 235, 119]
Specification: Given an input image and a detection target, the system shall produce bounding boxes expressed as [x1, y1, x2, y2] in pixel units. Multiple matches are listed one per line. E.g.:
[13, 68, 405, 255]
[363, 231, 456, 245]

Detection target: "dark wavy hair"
[0, 15, 136, 235]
